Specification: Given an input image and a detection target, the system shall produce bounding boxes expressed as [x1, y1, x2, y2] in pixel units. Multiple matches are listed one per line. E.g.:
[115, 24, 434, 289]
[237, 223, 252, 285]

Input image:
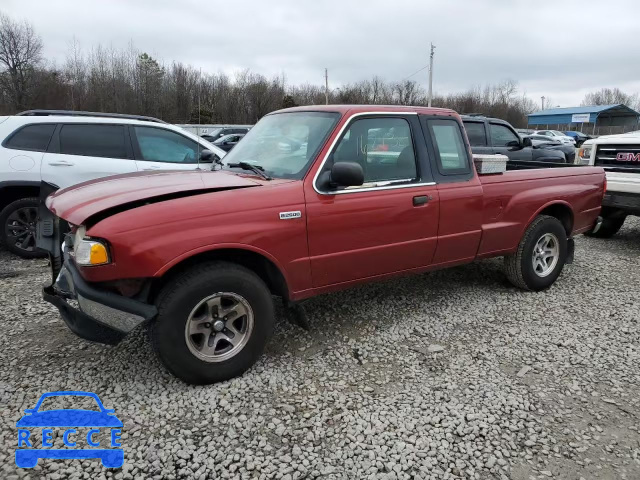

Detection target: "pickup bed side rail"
[506, 160, 580, 170]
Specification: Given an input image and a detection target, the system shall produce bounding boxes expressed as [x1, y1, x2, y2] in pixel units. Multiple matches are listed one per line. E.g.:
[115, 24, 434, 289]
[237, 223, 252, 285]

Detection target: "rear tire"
[585, 211, 626, 238]
[0, 197, 46, 258]
[504, 215, 567, 291]
[151, 261, 274, 384]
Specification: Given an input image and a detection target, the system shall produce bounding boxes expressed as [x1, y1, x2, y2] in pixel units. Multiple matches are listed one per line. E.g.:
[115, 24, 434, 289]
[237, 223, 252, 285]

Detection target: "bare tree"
[394, 80, 424, 105]
[582, 88, 639, 110]
[64, 37, 86, 110]
[0, 12, 43, 110]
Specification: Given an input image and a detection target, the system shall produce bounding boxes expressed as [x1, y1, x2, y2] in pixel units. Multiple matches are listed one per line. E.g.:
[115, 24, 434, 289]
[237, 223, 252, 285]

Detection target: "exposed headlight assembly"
[73, 226, 110, 266]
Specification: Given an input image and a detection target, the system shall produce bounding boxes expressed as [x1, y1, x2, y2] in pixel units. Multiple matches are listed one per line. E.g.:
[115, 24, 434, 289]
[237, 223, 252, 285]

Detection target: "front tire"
[0, 198, 46, 258]
[504, 215, 567, 291]
[151, 261, 275, 384]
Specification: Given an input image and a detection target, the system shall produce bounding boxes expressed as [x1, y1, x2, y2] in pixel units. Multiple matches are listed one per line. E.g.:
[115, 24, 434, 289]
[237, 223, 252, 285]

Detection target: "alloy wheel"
[184, 292, 254, 362]
[5, 206, 38, 253]
[532, 233, 559, 277]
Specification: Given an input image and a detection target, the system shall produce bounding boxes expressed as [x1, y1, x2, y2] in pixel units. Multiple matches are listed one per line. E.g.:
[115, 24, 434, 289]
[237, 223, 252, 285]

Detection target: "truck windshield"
[221, 111, 340, 179]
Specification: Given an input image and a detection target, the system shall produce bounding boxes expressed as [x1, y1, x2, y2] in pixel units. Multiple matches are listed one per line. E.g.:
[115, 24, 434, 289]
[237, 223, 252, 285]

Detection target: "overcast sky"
[3, 0, 639, 109]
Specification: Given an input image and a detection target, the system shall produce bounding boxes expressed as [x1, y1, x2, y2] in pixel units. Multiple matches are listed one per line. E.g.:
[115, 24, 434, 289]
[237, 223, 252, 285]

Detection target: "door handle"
[413, 195, 430, 206]
[142, 166, 161, 171]
[48, 161, 74, 166]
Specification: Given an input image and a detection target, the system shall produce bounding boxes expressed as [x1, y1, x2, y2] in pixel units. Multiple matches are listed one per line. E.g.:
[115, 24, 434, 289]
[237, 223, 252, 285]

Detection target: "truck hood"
[47, 170, 263, 226]
[586, 131, 640, 144]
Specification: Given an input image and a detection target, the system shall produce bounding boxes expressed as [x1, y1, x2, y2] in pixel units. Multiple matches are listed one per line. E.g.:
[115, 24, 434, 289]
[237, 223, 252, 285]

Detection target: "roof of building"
[527, 104, 639, 125]
[528, 104, 637, 117]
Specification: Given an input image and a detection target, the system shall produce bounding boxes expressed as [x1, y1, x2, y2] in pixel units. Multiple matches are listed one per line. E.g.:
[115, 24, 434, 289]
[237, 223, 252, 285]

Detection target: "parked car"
[516, 128, 536, 135]
[577, 131, 640, 237]
[526, 134, 576, 163]
[212, 133, 245, 152]
[38, 105, 605, 384]
[534, 130, 576, 145]
[0, 110, 227, 258]
[201, 126, 251, 142]
[564, 131, 591, 147]
[462, 115, 565, 162]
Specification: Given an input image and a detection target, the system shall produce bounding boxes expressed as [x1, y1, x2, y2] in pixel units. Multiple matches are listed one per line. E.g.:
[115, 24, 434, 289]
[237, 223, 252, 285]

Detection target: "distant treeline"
[1, 11, 637, 127]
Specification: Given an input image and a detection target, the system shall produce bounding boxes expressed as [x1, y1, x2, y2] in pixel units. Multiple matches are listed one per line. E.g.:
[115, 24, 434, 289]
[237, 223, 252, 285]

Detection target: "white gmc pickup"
[578, 131, 640, 237]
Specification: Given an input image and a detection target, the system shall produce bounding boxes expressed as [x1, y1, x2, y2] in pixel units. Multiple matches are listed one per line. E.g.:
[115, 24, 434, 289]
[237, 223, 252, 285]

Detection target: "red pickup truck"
[38, 105, 605, 384]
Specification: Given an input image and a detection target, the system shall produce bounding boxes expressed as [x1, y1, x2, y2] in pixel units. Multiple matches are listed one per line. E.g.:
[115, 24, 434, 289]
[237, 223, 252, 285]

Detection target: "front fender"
[154, 242, 290, 280]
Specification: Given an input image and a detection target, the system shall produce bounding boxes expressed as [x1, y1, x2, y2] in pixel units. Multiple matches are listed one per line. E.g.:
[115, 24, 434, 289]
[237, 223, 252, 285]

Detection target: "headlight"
[578, 145, 592, 164]
[75, 239, 110, 266]
[72, 226, 110, 266]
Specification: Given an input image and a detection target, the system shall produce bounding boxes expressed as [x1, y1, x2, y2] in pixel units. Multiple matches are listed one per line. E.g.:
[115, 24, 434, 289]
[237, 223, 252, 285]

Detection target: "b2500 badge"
[279, 211, 302, 220]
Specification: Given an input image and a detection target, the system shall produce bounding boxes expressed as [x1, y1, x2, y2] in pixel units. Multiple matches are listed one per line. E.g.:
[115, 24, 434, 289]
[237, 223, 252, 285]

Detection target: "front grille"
[595, 144, 640, 171]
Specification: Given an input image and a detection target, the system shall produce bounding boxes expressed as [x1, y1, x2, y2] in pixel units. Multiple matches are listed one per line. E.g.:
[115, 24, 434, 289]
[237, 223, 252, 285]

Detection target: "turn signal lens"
[75, 240, 110, 266]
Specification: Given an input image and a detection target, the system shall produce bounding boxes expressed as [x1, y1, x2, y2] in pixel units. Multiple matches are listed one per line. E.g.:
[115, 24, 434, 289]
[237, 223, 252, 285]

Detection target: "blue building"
[527, 104, 640, 135]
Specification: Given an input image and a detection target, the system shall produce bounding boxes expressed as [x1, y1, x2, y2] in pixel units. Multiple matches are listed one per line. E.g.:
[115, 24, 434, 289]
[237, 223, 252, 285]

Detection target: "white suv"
[0, 110, 226, 258]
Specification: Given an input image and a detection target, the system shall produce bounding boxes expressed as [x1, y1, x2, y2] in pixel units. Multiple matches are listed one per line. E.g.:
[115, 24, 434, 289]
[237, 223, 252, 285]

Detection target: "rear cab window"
[4, 124, 56, 152]
[423, 118, 472, 180]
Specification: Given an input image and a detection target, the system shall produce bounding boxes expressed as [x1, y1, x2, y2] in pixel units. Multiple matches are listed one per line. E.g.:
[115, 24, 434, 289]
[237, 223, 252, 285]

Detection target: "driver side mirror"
[522, 137, 532, 147]
[316, 161, 365, 191]
[209, 154, 222, 170]
[199, 149, 214, 163]
[329, 162, 364, 188]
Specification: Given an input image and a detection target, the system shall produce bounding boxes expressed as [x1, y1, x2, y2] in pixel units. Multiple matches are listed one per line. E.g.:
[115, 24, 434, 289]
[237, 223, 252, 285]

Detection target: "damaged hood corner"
[46, 170, 262, 225]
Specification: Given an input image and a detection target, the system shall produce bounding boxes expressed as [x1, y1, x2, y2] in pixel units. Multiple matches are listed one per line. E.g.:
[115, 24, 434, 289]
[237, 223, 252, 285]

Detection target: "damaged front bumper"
[43, 252, 157, 345]
[37, 184, 157, 345]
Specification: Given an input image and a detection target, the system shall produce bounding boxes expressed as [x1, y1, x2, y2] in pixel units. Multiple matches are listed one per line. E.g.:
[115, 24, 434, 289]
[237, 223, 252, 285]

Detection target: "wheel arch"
[0, 181, 41, 213]
[151, 246, 291, 304]
[529, 201, 574, 236]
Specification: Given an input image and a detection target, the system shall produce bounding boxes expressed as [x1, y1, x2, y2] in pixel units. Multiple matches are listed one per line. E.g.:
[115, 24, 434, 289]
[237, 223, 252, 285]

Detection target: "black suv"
[461, 115, 567, 163]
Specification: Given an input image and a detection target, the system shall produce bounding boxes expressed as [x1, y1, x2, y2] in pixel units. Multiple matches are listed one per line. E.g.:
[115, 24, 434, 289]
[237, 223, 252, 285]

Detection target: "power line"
[401, 64, 430, 82]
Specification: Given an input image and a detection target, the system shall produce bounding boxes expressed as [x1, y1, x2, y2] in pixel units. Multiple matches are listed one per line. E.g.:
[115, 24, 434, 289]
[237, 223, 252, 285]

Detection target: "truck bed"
[475, 163, 605, 257]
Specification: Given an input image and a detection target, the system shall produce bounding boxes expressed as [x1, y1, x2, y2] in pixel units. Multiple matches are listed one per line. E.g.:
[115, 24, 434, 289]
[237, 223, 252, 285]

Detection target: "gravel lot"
[1, 219, 639, 480]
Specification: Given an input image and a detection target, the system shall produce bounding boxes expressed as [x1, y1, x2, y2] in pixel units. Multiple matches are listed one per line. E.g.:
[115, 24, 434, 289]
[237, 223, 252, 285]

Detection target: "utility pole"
[541, 96, 545, 110]
[196, 67, 202, 169]
[324, 68, 329, 105]
[427, 43, 435, 107]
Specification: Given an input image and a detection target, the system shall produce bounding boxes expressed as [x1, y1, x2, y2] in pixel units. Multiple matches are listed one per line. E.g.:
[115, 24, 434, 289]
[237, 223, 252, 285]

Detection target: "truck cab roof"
[273, 104, 459, 117]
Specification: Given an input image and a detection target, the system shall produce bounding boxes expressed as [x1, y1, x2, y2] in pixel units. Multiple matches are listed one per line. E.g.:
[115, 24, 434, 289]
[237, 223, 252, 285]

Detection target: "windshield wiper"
[226, 162, 272, 180]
